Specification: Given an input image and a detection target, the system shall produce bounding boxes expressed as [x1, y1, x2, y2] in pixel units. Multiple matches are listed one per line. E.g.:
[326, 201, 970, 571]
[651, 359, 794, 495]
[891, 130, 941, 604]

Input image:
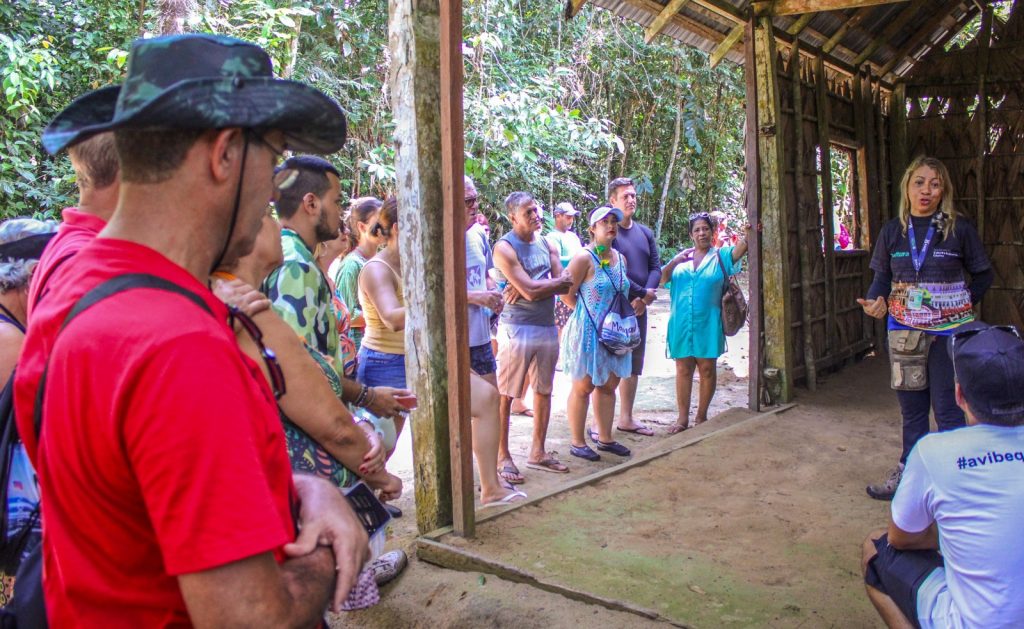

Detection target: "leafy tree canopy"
[0, 0, 747, 255]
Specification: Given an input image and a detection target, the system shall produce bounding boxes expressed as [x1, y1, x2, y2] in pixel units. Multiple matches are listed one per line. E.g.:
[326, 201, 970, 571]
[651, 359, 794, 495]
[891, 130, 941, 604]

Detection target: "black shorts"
[470, 342, 497, 376]
[864, 534, 943, 627]
[630, 312, 648, 376]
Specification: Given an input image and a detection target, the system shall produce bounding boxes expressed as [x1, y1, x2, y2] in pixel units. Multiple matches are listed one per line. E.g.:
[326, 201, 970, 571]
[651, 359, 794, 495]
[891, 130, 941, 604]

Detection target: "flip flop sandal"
[666, 423, 690, 434]
[498, 461, 525, 485]
[481, 489, 528, 508]
[511, 408, 535, 417]
[617, 424, 655, 436]
[525, 456, 570, 473]
[570, 444, 601, 461]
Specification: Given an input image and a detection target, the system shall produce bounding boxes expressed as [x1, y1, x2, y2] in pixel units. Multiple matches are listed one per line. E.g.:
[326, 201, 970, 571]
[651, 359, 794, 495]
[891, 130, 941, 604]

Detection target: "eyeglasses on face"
[465, 196, 479, 206]
[229, 305, 287, 400]
[245, 129, 288, 164]
[950, 324, 1021, 382]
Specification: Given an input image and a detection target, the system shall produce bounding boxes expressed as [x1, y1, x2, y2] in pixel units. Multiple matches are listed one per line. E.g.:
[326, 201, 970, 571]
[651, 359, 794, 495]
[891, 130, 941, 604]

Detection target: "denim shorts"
[357, 346, 407, 390]
[470, 342, 497, 376]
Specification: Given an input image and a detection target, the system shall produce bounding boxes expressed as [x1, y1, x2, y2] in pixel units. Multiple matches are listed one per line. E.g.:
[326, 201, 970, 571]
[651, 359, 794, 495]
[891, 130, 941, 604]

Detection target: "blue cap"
[951, 322, 1024, 423]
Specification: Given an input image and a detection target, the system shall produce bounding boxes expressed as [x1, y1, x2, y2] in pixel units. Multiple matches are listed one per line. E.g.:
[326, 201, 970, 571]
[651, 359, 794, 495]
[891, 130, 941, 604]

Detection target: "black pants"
[896, 335, 964, 463]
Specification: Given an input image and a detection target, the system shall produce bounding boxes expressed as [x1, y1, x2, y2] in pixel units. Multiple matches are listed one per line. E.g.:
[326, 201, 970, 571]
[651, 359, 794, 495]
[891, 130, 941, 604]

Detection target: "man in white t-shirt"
[547, 202, 582, 333]
[862, 322, 1024, 629]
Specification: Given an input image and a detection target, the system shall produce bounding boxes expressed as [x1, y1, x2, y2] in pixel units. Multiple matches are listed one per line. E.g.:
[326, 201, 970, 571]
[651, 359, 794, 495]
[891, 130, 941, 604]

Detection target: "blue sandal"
[570, 444, 600, 461]
[594, 440, 631, 457]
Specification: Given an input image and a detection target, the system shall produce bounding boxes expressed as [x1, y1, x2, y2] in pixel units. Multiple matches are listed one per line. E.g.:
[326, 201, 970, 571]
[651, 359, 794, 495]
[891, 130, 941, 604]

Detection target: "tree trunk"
[157, 0, 194, 35]
[389, 0, 464, 535]
[654, 85, 683, 242]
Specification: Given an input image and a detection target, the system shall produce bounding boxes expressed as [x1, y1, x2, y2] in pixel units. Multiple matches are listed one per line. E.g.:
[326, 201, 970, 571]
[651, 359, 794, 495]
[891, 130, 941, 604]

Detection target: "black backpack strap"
[34, 273, 214, 438]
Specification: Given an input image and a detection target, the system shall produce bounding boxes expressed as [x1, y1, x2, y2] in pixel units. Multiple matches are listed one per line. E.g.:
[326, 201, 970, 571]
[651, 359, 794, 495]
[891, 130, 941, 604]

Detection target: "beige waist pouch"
[887, 329, 933, 391]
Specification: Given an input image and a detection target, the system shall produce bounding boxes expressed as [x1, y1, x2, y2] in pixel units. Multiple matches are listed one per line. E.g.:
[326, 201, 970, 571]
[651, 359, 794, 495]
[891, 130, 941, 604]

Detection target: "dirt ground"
[328, 276, 901, 628]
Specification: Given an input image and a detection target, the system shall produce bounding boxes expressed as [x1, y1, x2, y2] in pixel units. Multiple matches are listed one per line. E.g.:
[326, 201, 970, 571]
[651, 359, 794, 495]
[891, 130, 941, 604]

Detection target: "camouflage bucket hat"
[42, 34, 346, 155]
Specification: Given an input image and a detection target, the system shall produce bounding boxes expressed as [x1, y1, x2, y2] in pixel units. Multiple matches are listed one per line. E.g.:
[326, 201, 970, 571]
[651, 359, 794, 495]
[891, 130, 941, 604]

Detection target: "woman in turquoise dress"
[662, 212, 752, 433]
[560, 206, 634, 461]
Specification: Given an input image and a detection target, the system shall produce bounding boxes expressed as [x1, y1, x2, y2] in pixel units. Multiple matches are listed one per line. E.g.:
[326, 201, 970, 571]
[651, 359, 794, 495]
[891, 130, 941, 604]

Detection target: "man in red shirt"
[15, 34, 366, 626]
[27, 132, 119, 312]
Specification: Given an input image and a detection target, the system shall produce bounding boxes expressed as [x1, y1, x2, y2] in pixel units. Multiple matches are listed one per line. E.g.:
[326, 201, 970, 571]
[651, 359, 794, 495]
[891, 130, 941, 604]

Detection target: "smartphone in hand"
[395, 394, 418, 411]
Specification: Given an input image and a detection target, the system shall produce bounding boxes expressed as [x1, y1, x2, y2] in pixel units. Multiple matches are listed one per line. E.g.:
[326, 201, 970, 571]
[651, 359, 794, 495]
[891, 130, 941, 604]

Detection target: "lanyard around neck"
[907, 219, 936, 275]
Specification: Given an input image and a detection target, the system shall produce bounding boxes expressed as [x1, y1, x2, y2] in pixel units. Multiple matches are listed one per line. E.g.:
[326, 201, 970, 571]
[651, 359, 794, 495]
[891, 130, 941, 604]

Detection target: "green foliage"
[0, 0, 747, 253]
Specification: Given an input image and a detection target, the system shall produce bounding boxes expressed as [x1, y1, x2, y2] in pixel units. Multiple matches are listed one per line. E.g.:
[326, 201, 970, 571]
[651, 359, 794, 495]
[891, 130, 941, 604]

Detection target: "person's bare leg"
[862, 530, 915, 629]
[616, 374, 639, 427]
[567, 376, 594, 447]
[510, 395, 531, 415]
[496, 394, 522, 483]
[694, 358, 717, 424]
[470, 373, 520, 504]
[672, 358, 696, 431]
[529, 392, 552, 462]
[593, 376, 620, 442]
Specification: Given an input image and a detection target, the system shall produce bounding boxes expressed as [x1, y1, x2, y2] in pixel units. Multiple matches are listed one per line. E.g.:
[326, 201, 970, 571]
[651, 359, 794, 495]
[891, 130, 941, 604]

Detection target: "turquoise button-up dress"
[667, 246, 741, 359]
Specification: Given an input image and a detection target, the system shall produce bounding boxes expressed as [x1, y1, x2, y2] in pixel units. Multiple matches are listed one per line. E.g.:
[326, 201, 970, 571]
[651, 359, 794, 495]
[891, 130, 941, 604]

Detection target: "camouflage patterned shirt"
[264, 228, 342, 378]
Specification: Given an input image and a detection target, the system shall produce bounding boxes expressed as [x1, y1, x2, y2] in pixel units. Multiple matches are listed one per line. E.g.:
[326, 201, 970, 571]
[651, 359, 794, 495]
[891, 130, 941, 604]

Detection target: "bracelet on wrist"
[354, 384, 369, 407]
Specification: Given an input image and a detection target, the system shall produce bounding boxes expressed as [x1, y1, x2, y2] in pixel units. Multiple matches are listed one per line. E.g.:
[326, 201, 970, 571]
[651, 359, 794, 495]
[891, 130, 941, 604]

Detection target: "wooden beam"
[564, 0, 589, 19]
[743, 18, 763, 410]
[976, 5, 992, 320]
[753, 15, 795, 402]
[815, 54, 838, 365]
[645, 0, 692, 44]
[692, 0, 745, 23]
[710, 22, 745, 67]
[753, 0, 910, 17]
[852, 0, 929, 66]
[822, 5, 875, 54]
[889, 82, 907, 214]
[390, 0, 456, 535]
[790, 39, 818, 390]
[785, 13, 815, 35]
[439, 0, 474, 538]
[621, 0, 734, 48]
[878, 0, 964, 76]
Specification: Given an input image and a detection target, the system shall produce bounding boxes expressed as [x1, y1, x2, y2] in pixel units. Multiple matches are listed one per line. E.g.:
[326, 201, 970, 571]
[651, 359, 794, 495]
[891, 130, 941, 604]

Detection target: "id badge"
[906, 287, 924, 310]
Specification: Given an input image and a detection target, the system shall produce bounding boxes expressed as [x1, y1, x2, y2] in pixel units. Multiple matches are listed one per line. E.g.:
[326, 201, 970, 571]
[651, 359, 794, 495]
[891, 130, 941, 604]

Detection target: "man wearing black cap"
[862, 323, 1024, 629]
[14, 34, 366, 625]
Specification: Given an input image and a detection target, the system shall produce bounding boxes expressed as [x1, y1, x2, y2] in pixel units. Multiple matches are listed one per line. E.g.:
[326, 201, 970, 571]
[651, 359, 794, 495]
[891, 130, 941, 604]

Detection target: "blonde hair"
[898, 156, 957, 239]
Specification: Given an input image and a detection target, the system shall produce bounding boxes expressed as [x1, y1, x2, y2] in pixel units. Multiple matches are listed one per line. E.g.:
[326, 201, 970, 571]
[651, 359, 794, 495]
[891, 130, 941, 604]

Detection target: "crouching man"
[862, 322, 1024, 628]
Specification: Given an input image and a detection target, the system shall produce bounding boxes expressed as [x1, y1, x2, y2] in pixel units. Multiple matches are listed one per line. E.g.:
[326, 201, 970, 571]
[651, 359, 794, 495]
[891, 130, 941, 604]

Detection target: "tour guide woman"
[661, 212, 751, 434]
[560, 206, 634, 461]
[859, 156, 993, 500]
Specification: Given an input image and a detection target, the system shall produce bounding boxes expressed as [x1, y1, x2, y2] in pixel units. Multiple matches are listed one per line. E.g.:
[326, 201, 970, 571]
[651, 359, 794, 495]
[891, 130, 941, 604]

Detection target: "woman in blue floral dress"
[560, 206, 634, 461]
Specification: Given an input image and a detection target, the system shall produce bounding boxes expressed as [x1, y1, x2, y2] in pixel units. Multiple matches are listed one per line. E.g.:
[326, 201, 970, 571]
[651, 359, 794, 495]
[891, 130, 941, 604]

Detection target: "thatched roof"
[567, 0, 995, 82]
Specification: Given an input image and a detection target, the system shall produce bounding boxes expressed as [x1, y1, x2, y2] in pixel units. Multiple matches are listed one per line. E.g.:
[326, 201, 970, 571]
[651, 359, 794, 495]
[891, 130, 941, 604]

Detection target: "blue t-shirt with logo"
[869, 214, 990, 334]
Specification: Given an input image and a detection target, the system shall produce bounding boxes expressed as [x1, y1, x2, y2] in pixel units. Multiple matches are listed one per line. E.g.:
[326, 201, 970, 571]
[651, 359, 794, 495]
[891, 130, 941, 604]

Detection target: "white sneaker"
[368, 549, 408, 586]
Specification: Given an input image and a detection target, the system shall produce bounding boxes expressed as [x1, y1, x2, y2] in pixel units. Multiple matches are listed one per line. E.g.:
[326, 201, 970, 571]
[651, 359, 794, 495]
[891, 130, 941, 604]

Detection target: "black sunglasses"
[229, 305, 287, 400]
[950, 324, 1021, 381]
[246, 129, 288, 162]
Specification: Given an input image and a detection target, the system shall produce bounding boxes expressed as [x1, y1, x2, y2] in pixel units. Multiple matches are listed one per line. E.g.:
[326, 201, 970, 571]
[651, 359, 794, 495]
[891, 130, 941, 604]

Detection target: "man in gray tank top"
[493, 192, 574, 482]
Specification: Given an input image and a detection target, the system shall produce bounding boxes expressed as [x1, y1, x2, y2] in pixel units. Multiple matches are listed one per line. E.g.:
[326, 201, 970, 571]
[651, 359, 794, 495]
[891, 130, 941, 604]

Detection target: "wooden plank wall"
[771, 44, 892, 387]
[898, 6, 1024, 328]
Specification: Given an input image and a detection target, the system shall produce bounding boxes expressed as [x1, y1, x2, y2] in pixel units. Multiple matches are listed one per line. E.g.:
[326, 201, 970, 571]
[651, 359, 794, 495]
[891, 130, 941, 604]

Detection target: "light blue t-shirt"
[466, 226, 493, 347]
[893, 424, 1024, 628]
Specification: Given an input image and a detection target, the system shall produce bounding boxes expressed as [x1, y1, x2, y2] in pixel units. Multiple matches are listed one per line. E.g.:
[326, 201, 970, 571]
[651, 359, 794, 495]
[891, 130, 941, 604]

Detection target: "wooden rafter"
[645, 0, 692, 43]
[710, 22, 745, 67]
[753, 0, 910, 17]
[564, 0, 589, 19]
[785, 13, 815, 35]
[878, 0, 964, 76]
[852, 0, 929, 65]
[822, 5, 875, 53]
[690, 0, 745, 23]
[620, 0, 733, 48]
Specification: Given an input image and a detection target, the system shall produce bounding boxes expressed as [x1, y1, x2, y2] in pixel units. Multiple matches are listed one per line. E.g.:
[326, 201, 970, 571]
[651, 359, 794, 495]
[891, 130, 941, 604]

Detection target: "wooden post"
[439, 0, 474, 538]
[815, 55, 837, 363]
[389, 0, 471, 535]
[744, 17, 764, 411]
[753, 16, 794, 402]
[975, 6, 992, 318]
[890, 82, 907, 214]
[791, 41, 817, 390]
